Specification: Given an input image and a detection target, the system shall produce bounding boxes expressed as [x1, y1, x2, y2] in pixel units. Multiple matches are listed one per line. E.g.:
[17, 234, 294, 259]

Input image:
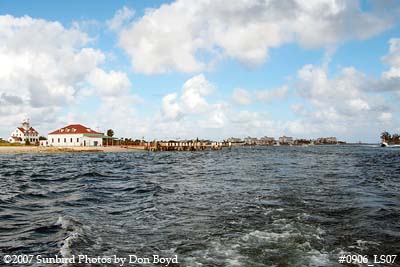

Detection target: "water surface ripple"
[0, 145, 399, 266]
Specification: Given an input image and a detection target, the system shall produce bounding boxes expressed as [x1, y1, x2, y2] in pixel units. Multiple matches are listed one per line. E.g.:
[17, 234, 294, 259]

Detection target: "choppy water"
[0, 145, 399, 267]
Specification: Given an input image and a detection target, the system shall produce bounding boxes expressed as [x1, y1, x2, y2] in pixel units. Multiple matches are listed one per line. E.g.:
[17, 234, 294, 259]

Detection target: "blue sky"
[1, 0, 400, 142]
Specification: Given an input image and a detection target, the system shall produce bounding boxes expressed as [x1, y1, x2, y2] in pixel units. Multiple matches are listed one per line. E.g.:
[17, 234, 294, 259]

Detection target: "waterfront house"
[244, 137, 258, 145]
[8, 120, 39, 144]
[227, 137, 242, 143]
[43, 124, 105, 147]
[316, 137, 337, 144]
[226, 137, 245, 146]
[257, 136, 275, 145]
[278, 136, 294, 145]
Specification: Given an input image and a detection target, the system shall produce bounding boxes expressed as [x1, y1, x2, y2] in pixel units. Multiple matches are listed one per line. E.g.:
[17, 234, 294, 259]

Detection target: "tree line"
[381, 131, 400, 144]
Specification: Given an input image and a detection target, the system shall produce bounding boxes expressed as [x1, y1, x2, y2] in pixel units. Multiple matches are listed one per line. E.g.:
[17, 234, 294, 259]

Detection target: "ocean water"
[0, 145, 399, 267]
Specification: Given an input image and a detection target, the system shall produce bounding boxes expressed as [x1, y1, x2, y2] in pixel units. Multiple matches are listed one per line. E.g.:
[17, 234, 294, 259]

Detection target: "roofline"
[49, 124, 101, 135]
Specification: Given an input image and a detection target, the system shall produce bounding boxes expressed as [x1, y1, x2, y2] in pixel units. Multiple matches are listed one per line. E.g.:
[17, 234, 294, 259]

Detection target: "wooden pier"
[145, 141, 228, 151]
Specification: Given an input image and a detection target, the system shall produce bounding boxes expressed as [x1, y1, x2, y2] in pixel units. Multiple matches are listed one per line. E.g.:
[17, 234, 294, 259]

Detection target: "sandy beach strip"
[0, 146, 146, 154]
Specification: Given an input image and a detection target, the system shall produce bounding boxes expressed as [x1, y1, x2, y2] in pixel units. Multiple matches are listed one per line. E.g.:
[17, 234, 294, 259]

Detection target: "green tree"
[105, 129, 114, 146]
[107, 129, 114, 137]
[380, 131, 391, 142]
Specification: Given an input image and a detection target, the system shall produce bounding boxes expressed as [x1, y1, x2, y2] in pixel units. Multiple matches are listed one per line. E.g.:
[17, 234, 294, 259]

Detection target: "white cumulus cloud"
[161, 93, 183, 120]
[0, 14, 140, 138]
[115, 0, 393, 74]
[0, 15, 104, 131]
[290, 62, 398, 141]
[106, 6, 135, 31]
[87, 68, 131, 97]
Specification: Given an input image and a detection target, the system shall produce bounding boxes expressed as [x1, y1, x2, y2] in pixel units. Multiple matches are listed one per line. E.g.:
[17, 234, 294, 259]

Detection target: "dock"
[145, 141, 227, 151]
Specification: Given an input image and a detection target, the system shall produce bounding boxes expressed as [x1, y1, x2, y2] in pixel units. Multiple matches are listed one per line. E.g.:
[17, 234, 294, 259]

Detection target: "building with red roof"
[8, 120, 39, 144]
[43, 124, 105, 147]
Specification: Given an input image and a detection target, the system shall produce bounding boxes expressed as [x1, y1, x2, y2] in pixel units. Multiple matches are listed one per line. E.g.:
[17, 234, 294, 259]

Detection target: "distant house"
[227, 137, 242, 143]
[8, 120, 39, 144]
[244, 137, 258, 145]
[294, 139, 312, 145]
[226, 137, 244, 147]
[42, 124, 104, 147]
[316, 137, 337, 144]
[258, 136, 275, 145]
[278, 136, 294, 145]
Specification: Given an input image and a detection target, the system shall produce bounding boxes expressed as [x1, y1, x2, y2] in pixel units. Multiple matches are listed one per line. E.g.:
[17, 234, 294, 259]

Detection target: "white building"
[42, 124, 104, 147]
[244, 136, 258, 145]
[258, 136, 275, 145]
[278, 136, 294, 145]
[8, 120, 39, 144]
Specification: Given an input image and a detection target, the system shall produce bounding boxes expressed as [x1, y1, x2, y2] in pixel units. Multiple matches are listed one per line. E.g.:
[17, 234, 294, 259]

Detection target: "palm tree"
[106, 129, 114, 146]
[107, 129, 114, 137]
[380, 131, 391, 142]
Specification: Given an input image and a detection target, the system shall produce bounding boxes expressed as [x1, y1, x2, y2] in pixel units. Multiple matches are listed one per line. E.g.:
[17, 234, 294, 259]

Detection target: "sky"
[0, 0, 400, 142]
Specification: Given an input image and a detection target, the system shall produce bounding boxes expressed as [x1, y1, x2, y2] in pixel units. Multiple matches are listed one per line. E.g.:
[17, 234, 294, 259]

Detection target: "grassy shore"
[0, 146, 145, 154]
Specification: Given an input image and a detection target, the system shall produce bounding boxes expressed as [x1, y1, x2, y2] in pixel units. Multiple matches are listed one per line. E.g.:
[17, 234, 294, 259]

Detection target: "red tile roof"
[18, 127, 38, 135]
[49, 124, 101, 135]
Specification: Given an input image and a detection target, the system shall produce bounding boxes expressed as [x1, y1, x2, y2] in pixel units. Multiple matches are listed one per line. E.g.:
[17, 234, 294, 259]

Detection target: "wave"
[56, 216, 85, 262]
[77, 171, 111, 178]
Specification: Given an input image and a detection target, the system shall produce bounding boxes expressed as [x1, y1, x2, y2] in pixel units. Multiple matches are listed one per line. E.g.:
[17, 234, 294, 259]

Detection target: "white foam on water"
[226, 258, 241, 266]
[182, 209, 336, 266]
[55, 216, 84, 266]
[348, 239, 380, 251]
[60, 232, 79, 258]
[242, 230, 300, 244]
[307, 249, 331, 267]
[182, 240, 247, 267]
[56, 216, 71, 229]
[263, 208, 273, 215]
[239, 215, 337, 266]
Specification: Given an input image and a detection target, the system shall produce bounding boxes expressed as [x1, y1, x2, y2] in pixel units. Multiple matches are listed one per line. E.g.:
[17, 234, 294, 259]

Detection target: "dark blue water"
[0, 145, 399, 266]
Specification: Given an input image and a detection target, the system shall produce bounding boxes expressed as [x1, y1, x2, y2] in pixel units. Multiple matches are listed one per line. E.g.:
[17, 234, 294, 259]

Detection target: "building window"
[64, 138, 66, 143]
[77, 138, 79, 142]
[52, 138, 54, 143]
[70, 138, 73, 143]
[58, 138, 60, 143]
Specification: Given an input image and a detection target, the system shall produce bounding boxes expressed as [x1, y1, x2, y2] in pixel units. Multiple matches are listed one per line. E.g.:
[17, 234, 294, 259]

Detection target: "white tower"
[21, 119, 30, 130]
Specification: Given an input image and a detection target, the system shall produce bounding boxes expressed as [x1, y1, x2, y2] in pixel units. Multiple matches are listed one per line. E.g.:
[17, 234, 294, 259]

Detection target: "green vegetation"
[0, 139, 37, 147]
[381, 131, 400, 144]
[0, 142, 24, 146]
[107, 129, 114, 137]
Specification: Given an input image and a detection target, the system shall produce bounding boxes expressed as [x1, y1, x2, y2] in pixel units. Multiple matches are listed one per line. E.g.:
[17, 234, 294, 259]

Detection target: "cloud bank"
[117, 0, 393, 74]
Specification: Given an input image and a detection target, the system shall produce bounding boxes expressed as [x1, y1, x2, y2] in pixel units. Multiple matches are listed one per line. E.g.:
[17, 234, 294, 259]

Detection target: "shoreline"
[0, 146, 146, 154]
[0, 143, 366, 154]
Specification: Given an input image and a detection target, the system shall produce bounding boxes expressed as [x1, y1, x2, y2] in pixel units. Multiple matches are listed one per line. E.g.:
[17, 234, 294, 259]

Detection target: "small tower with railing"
[21, 119, 30, 131]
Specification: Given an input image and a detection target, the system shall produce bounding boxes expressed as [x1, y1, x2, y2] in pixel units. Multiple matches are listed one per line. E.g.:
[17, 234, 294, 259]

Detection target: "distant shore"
[0, 146, 146, 154]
